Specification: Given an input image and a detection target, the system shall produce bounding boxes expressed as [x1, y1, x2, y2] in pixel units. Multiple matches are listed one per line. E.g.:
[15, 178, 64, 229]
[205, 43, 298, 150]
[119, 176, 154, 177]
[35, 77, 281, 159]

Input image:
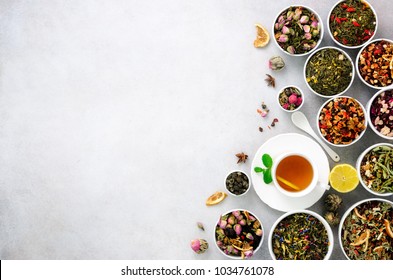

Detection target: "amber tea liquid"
[275, 155, 313, 192]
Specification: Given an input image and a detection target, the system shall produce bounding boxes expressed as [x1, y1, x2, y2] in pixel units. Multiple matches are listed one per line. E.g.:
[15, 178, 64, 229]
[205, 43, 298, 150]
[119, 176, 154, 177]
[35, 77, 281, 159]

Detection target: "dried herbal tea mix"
[358, 40, 393, 88]
[272, 213, 329, 260]
[370, 90, 393, 137]
[341, 201, 393, 260]
[274, 6, 321, 55]
[360, 145, 393, 193]
[225, 171, 249, 195]
[318, 97, 366, 145]
[305, 48, 353, 96]
[216, 210, 263, 259]
[278, 87, 303, 111]
[329, 0, 376, 46]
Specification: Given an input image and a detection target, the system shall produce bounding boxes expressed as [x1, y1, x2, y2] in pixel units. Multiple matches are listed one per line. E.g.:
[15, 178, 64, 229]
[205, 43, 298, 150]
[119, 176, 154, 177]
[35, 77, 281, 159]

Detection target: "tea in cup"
[272, 152, 324, 197]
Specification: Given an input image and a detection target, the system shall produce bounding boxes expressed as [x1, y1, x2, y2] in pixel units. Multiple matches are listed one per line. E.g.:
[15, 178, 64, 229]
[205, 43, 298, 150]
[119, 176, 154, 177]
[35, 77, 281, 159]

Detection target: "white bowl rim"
[272, 4, 324, 57]
[326, 0, 378, 49]
[356, 142, 393, 196]
[214, 208, 264, 259]
[338, 198, 393, 260]
[366, 86, 393, 139]
[277, 85, 304, 112]
[316, 95, 368, 147]
[356, 38, 393, 89]
[224, 170, 251, 197]
[268, 209, 334, 260]
[303, 46, 355, 98]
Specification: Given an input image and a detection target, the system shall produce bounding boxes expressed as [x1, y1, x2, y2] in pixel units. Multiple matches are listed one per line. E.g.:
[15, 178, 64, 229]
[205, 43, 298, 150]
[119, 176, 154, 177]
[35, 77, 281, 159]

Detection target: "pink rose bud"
[287, 46, 295, 54]
[300, 15, 309, 24]
[296, 97, 303, 106]
[311, 20, 318, 28]
[282, 26, 290, 34]
[303, 25, 310, 33]
[304, 32, 312, 40]
[289, 94, 298, 104]
[278, 34, 288, 43]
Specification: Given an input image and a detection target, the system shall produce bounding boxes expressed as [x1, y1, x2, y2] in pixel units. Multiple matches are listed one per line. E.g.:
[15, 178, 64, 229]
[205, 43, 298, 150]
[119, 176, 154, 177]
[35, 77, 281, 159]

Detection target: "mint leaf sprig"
[254, 154, 273, 184]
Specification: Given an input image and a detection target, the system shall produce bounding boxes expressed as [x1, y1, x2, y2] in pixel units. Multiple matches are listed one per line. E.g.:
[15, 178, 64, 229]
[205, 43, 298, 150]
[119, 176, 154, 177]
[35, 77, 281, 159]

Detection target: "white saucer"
[250, 133, 330, 212]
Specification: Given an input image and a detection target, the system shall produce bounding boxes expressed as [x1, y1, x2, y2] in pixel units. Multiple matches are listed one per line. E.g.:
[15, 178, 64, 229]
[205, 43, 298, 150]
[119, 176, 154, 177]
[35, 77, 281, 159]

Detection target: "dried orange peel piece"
[350, 229, 370, 246]
[384, 219, 393, 238]
[354, 207, 367, 220]
[206, 191, 227, 206]
[254, 24, 270, 48]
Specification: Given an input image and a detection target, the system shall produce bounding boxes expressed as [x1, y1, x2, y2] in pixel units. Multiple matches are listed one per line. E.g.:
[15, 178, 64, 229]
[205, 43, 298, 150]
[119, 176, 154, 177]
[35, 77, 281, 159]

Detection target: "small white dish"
[356, 143, 393, 196]
[277, 85, 304, 112]
[224, 170, 251, 197]
[268, 210, 334, 260]
[250, 133, 330, 212]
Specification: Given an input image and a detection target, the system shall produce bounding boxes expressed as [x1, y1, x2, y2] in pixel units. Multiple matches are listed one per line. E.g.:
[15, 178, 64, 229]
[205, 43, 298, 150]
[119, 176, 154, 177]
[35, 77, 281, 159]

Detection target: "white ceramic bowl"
[338, 198, 393, 260]
[316, 96, 367, 147]
[356, 143, 393, 196]
[272, 5, 323, 57]
[356, 38, 393, 89]
[327, 0, 378, 49]
[214, 209, 264, 259]
[277, 85, 304, 112]
[304, 46, 354, 98]
[366, 87, 393, 139]
[224, 170, 251, 197]
[268, 210, 334, 260]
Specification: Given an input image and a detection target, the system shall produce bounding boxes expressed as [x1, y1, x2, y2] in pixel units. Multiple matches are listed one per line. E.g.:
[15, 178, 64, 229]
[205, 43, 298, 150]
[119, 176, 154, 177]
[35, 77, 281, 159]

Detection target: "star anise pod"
[265, 74, 275, 88]
[236, 152, 248, 164]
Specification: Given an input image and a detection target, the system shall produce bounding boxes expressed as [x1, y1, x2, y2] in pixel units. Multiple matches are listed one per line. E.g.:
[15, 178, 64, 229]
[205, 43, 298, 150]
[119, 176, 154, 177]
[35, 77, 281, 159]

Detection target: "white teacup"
[272, 152, 328, 197]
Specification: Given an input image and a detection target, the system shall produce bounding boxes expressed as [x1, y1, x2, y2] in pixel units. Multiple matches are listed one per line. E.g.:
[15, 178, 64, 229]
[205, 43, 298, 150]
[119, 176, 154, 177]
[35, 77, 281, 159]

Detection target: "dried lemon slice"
[206, 191, 227, 206]
[329, 164, 359, 193]
[254, 24, 270, 48]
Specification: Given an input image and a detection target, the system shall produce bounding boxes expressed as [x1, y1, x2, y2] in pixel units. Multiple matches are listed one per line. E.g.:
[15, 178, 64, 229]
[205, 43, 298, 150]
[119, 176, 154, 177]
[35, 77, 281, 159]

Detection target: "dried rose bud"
[190, 239, 208, 254]
[197, 222, 205, 231]
[278, 34, 288, 43]
[287, 46, 295, 54]
[234, 224, 242, 235]
[300, 15, 309, 24]
[282, 26, 290, 34]
[227, 215, 236, 225]
[255, 228, 263, 236]
[289, 94, 298, 104]
[244, 250, 254, 259]
[246, 233, 254, 240]
[303, 25, 310, 33]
